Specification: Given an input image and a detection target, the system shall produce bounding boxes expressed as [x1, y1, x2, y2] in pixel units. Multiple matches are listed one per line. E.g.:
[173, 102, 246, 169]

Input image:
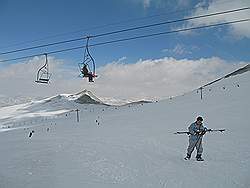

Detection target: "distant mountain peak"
[74, 89, 104, 105]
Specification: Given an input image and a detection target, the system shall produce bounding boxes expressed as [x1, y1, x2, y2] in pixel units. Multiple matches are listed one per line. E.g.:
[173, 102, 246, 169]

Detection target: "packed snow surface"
[0, 71, 249, 188]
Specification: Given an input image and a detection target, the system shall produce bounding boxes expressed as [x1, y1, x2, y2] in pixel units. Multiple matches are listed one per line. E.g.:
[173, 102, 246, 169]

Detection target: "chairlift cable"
[0, 7, 249, 56]
[0, 0, 235, 50]
[0, 18, 249, 63]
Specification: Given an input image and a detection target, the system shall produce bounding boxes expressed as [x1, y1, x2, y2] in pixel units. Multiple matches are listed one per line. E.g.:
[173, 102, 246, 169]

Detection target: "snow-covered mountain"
[0, 95, 38, 108]
[0, 89, 106, 128]
[35, 89, 105, 105]
[0, 89, 154, 130]
[74, 89, 105, 104]
[0, 68, 249, 188]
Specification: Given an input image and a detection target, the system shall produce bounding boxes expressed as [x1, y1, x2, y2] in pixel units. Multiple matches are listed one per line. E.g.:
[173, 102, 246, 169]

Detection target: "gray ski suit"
[187, 122, 207, 156]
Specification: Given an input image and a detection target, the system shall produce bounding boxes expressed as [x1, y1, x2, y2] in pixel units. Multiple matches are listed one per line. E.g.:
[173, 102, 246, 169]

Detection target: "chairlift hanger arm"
[85, 37, 95, 74]
[35, 53, 51, 84]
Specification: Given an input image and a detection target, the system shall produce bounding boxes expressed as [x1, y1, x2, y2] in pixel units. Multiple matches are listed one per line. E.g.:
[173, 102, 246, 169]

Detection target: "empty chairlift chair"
[35, 53, 52, 84]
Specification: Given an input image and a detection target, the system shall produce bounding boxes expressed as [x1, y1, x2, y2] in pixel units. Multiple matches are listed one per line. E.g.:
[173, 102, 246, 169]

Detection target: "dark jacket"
[82, 65, 89, 75]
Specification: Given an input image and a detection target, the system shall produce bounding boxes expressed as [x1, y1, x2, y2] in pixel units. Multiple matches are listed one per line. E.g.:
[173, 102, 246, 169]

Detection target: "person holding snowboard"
[184, 116, 207, 161]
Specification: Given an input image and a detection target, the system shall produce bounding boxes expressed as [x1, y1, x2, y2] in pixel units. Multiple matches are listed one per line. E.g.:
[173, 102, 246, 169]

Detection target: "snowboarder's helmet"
[197, 116, 203, 121]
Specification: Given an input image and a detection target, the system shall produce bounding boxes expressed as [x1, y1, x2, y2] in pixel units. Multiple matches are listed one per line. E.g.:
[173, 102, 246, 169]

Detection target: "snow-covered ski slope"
[0, 71, 249, 188]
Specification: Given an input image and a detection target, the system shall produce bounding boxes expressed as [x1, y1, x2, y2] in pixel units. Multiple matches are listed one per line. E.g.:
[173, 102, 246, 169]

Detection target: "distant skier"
[184, 116, 207, 161]
[29, 130, 35, 138]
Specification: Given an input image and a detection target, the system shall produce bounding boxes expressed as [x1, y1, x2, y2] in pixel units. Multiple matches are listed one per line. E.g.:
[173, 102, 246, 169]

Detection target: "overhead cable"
[0, 0, 236, 50]
[0, 18, 249, 63]
[0, 7, 249, 56]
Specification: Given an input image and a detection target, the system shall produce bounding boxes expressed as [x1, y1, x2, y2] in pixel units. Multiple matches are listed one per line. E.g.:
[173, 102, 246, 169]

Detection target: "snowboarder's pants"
[187, 136, 203, 156]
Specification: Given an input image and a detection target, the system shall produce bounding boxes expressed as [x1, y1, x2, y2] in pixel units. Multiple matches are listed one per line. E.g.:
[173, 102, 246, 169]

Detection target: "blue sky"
[1, 0, 249, 64]
[0, 0, 249, 100]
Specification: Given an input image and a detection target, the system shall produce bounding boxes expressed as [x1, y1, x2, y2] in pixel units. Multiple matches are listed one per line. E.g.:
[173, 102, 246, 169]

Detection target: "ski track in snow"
[0, 72, 250, 188]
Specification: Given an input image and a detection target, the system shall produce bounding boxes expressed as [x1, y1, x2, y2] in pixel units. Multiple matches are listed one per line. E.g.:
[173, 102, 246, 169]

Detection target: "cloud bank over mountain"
[0, 55, 247, 102]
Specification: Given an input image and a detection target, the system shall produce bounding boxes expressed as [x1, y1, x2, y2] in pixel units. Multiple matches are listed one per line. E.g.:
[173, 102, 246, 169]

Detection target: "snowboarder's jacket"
[188, 122, 207, 140]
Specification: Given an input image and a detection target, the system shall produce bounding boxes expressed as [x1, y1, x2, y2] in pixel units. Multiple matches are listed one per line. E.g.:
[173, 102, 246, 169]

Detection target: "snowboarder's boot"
[196, 154, 204, 161]
[184, 153, 191, 160]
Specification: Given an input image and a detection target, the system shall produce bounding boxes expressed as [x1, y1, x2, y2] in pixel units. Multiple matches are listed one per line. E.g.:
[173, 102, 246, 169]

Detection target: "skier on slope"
[184, 116, 207, 161]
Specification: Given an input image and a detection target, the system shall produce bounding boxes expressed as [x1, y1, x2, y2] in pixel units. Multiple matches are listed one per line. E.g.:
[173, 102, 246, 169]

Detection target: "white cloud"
[143, 0, 151, 8]
[162, 44, 197, 56]
[0, 56, 247, 101]
[92, 57, 245, 100]
[134, 0, 191, 9]
[0, 56, 89, 98]
[185, 0, 250, 38]
[176, 0, 191, 7]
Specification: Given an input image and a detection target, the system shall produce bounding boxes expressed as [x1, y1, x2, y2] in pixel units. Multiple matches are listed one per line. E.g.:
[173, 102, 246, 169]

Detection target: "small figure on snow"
[184, 116, 207, 161]
[81, 64, 94, 82]
[29, 130, 35, 138]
